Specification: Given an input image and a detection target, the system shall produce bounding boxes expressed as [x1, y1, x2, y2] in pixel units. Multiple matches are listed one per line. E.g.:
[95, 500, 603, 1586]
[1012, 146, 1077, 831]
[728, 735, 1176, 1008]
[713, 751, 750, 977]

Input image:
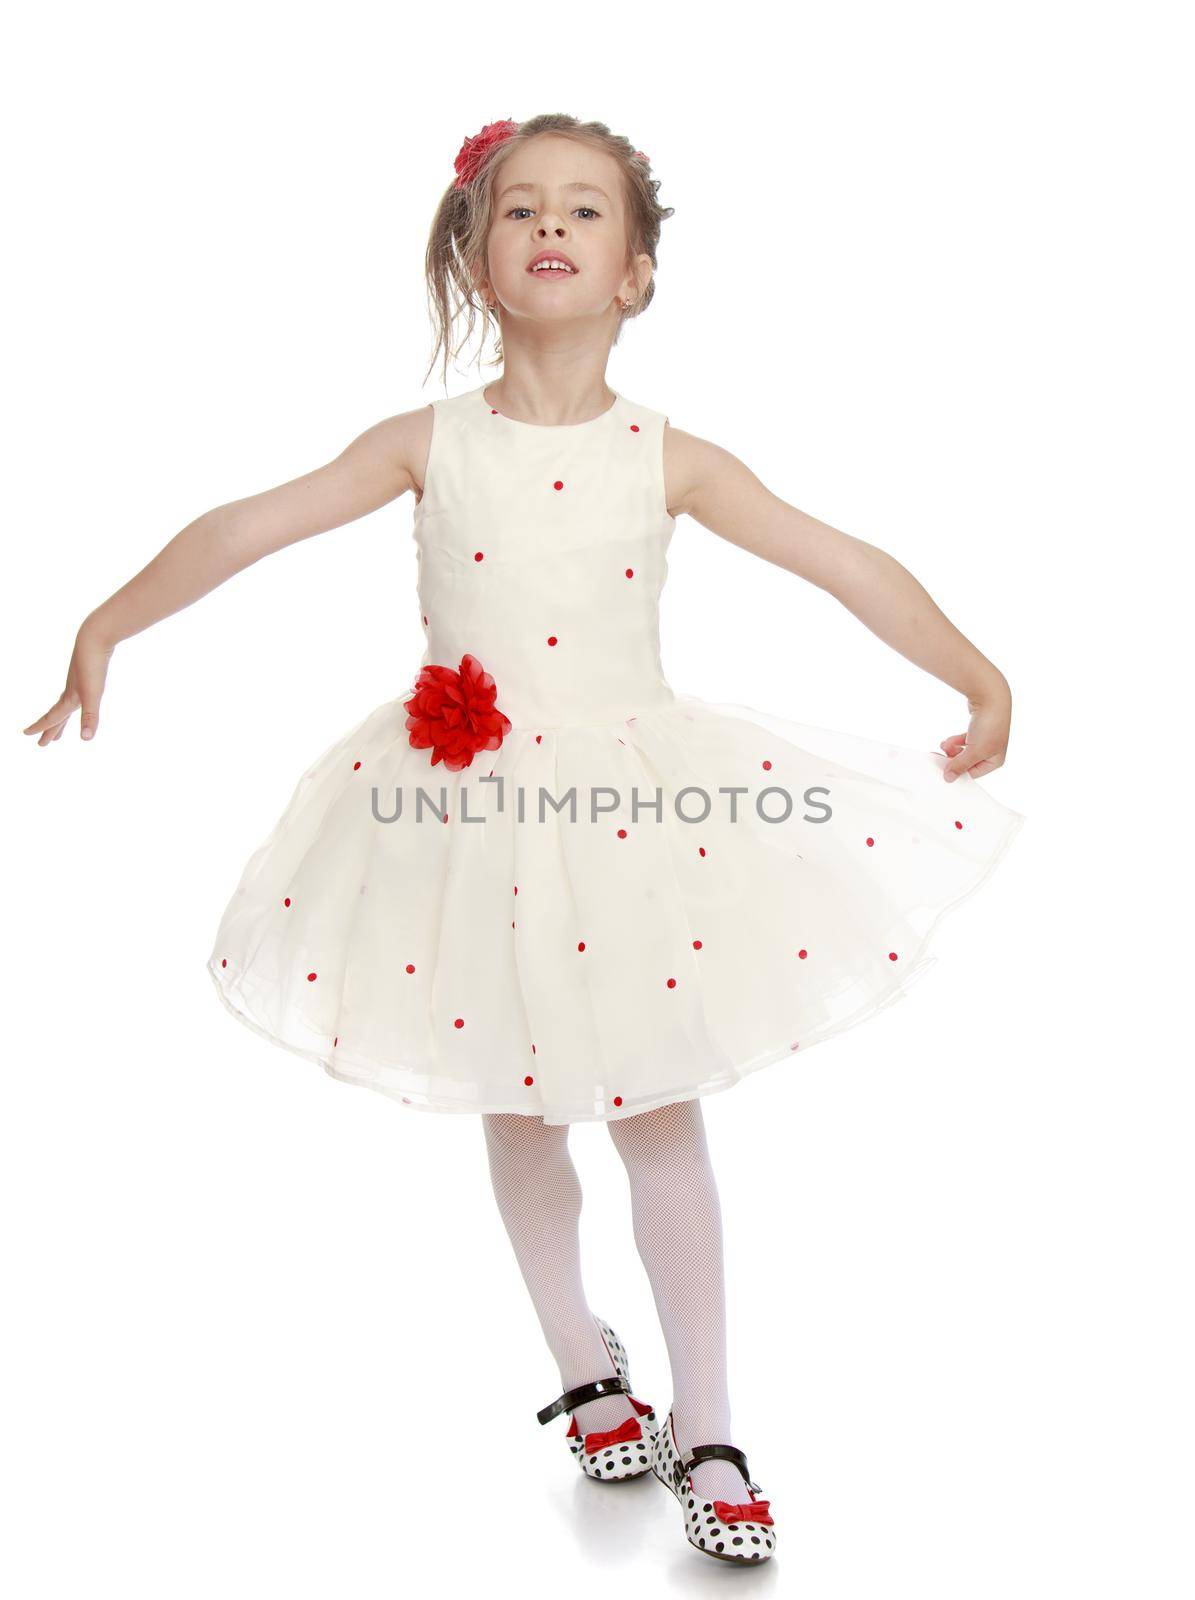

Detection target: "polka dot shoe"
[651, 1408, 777, 1563]
[536, 1315, 659, 1481]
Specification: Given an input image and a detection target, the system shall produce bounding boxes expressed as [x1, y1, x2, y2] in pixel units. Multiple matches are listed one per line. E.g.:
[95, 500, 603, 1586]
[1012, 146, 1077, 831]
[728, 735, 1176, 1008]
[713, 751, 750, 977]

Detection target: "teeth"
[532, 261, 574, 272]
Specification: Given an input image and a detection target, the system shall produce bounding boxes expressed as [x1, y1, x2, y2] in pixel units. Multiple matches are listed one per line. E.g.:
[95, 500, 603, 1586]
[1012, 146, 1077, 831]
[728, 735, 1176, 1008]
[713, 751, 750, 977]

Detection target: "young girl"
[24, 112, 1024, 1566]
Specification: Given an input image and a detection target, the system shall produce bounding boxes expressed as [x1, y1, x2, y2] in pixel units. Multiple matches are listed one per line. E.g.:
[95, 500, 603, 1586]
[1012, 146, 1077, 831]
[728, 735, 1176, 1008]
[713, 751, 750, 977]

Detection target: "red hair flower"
[453, 119, 520, 189]
[403, 652, 512, 771]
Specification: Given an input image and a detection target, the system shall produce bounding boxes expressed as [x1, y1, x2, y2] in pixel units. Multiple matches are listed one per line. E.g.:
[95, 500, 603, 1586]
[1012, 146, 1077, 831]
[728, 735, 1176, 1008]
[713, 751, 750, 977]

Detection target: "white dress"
[207, 384, 1025, 1124]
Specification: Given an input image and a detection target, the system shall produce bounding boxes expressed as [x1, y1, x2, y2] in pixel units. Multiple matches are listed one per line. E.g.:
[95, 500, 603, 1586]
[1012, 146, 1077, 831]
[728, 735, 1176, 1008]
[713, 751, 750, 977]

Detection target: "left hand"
[940, 692, 1012, 782]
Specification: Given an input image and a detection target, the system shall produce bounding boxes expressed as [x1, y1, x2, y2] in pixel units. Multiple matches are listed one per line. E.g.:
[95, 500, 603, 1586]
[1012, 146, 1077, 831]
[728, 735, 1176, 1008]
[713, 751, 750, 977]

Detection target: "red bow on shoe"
[582, 1415, 643, 1453]
[712, 1498, 774, 1527]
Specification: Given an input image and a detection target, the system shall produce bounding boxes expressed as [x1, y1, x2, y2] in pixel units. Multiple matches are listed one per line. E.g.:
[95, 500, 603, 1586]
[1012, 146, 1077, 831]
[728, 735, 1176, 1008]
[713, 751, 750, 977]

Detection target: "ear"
[624, 252, 653, 302]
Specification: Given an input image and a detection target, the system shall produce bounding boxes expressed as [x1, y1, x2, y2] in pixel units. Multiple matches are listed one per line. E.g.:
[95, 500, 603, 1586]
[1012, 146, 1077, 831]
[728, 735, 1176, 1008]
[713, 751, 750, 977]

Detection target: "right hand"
[23, 622, 115, 746]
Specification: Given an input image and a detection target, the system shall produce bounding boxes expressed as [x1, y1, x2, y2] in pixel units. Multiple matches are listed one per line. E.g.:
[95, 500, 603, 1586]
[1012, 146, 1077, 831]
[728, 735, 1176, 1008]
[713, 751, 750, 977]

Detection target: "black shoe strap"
[536, 1373, 631, 1426]
[673, 1442, 759, 1493]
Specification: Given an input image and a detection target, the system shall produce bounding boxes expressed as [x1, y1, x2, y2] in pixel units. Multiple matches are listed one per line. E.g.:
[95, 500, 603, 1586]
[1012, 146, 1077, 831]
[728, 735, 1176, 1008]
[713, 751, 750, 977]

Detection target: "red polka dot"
[221, 958, 227, 968]
[625, 568, 634, 578]
[283, 897, 291, 907]
[693, 939, 702, 949]
[307, 971, 317, 982]
[617, 827, 627, 838]
[547, 635, 558, 646]
[333, 1036, 338, 1047]
[531, 1043, 536, 1054]
[578, 941, 586, 952]
[698, 846, 706, 858]
[762, 759, 772, 770]
[888, 951, 898, 961]
[490, 407, 498, 414]
[511, 921, 515, 928]
[666, 977, 677, 988]
[866, 836, 875, 847]
[535, 734, 542, 744]
[442, 813, 448, 823]
[797, 948, 808, 959]
[553, 480, 564, 491]
[524, 1074, 534, 1086]
[454, 1016, 465, 1027]
[353, 760, 362, 770]
[405, 963, 415, 974]
[474, 551, 484, 561]
[422, 615, 428, 626]
[613, 1095, 623, 1106]
[955, 819, 963, 829]
[514, 884, 518, 895]
[629, 423, 640, 432]
[790, 1042, 799, 1051]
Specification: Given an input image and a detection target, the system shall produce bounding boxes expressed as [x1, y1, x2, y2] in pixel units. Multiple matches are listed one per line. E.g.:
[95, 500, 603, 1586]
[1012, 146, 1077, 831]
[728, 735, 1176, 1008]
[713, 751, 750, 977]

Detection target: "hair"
[423, 113, 674, 390]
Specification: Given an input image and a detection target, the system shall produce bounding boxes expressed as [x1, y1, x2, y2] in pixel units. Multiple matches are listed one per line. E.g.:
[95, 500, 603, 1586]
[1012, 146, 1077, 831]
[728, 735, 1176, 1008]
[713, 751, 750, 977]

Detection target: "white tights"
[481, 1098, 747, 1503]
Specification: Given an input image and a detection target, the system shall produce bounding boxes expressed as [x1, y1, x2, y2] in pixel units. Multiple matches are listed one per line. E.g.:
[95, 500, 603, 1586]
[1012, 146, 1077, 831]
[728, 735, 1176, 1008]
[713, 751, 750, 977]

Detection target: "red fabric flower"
[453, 120, 520, 189]
[403, 652, 512, 771]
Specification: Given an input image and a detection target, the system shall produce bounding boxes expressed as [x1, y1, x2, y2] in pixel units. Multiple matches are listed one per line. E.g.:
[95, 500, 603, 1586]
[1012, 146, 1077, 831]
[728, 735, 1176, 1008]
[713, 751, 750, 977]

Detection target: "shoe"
[536, 1314, 659, 1481]
[651, 1407, 778, 1563]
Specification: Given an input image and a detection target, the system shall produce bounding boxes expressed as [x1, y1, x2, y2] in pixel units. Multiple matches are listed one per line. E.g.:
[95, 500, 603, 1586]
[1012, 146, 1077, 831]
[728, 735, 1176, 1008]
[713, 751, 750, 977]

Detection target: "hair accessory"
[453, 119, 520, 189]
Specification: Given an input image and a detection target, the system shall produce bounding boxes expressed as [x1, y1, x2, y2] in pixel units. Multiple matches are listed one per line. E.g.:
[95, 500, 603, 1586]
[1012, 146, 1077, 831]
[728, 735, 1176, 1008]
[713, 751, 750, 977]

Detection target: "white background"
[4, 2, 1190, 1595]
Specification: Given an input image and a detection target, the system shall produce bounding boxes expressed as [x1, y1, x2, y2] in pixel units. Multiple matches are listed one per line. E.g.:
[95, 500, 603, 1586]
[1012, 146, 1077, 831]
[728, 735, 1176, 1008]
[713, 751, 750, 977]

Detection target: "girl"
[23, 112, 1024, 1566]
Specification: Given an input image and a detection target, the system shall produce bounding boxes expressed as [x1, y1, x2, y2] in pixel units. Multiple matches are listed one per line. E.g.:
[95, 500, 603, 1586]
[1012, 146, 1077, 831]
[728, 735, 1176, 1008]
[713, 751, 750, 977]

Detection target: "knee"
[483, 1111, 568, 1170]
[607, 1099, 707, 1176]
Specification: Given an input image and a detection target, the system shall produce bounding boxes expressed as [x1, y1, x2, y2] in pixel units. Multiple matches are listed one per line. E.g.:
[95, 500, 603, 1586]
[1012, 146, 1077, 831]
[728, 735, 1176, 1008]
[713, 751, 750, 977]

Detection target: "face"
[480, 135, 652, 327]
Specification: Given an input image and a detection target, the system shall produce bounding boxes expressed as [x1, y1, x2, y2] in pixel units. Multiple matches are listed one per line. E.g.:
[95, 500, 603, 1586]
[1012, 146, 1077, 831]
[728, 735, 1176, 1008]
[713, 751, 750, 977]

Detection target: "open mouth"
[527, 257, 578, 277]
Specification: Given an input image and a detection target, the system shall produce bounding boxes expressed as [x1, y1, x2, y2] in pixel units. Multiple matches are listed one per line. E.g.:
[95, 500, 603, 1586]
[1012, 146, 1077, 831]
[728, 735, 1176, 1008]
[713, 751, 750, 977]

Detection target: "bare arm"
[663, 425, 1013, 782]
[23, 405, 433, 746]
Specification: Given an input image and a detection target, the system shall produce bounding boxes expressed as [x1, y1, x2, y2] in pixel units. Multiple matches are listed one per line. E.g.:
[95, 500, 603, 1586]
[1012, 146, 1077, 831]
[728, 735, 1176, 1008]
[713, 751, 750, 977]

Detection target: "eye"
[504, 206, 602, 220]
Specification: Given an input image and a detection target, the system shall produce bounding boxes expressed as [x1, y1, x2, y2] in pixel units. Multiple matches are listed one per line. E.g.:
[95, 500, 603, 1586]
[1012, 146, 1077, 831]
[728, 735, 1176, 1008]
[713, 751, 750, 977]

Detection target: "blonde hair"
[423, 113, 674, 389]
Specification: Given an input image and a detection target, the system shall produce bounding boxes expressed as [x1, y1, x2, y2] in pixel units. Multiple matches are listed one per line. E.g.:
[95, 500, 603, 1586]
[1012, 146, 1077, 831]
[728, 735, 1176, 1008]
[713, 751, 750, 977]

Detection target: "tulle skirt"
[207, 692, 1025, 1123]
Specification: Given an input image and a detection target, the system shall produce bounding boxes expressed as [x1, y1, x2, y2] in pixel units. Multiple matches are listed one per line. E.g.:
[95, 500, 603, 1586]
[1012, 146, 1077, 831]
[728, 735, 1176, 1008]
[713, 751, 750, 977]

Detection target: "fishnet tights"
[481, 1098, 748, 1503]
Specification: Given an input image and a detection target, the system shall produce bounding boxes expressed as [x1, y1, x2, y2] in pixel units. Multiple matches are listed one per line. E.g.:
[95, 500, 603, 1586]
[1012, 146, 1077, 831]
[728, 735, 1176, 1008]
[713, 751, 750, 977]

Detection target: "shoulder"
[662, 419, 747, 520]
[342, 403, 436, 504]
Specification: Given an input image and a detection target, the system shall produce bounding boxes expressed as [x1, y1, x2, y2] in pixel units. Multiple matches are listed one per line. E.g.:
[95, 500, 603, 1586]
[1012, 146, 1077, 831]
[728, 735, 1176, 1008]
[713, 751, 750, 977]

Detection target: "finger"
[943, 750, 978, 781]
[944, 746, 1003, 782]
[23, 694, 75, 736]
[75, 666, 106, 743]
[939, 734, 967, 756]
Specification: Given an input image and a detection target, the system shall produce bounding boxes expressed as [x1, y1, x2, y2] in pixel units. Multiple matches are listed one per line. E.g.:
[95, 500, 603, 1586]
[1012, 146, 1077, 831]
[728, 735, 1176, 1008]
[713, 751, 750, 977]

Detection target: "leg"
[481, 1111, 637, 1438]
[607, 1098, 745, 1502]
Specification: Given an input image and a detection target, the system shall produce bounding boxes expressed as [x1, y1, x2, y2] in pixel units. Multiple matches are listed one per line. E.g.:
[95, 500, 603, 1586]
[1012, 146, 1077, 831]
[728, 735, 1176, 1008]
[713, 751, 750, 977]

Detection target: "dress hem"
[205, 804, 1026, 1125]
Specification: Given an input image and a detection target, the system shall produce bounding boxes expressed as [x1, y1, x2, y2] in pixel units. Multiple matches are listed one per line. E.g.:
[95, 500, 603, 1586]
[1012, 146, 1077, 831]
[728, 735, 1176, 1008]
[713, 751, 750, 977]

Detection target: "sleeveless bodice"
[410, 384, 677, 729]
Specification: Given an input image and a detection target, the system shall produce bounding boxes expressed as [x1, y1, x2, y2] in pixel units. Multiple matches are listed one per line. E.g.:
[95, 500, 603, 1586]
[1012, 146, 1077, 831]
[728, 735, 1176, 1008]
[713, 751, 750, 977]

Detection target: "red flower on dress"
[453, 120, 520, 189]
[403, 652, 511, 771]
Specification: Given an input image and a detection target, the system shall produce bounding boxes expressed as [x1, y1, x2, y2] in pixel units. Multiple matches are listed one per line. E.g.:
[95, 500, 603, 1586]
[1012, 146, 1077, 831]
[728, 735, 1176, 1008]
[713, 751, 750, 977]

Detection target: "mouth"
[527, 254, 578, 278]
